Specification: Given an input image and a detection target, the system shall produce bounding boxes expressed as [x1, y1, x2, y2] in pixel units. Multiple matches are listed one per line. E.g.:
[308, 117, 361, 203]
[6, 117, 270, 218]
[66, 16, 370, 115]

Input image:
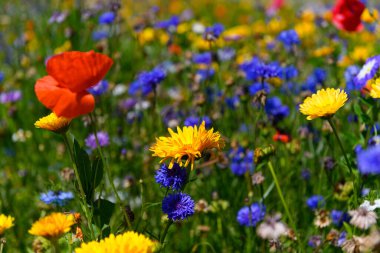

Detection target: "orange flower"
[34, 51, 113, 118]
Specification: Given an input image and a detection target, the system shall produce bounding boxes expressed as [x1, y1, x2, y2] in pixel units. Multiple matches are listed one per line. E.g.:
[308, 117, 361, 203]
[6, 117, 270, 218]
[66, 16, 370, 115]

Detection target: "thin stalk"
[0, 239, 4, 253]
[62, 133, 96, 240]
[160, 219, 174, 246]
[326, 118, 353, 175]
[50, 239, 60, 253]
[89, 113, 132, 229]
[267, 161, 297, 234]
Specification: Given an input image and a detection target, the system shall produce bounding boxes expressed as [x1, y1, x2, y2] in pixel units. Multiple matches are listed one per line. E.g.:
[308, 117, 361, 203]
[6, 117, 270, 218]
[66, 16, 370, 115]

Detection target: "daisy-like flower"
[256, 213, 288, 240]
[75, 231, 156, 253]
[150, 121, 225, 170]
[34, 112, 71, 133]
[29, 212, 75, 239]
[349, 207, 377, 230]
[355, 56, 380, 89]
[0, 214, 14, 235]
[299, 88, 348, 120]
[369, 78, 380, 98]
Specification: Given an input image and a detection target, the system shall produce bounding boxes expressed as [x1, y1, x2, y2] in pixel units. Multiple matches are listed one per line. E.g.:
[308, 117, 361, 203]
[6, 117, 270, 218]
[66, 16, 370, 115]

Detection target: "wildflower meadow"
[2, 0, 380, 252]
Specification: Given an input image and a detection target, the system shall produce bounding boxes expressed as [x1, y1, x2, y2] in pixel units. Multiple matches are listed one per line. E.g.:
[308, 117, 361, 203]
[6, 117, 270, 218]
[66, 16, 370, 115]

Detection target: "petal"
[35, 76, 95, 118]
[46, 51, 113, 92]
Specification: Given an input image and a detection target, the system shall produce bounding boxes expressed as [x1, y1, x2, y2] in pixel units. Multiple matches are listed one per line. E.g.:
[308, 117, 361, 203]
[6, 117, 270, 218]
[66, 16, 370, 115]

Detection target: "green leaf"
[93, 199, 116, 233]
[73, 139, 93, 203]
[91, 157, 103, 190]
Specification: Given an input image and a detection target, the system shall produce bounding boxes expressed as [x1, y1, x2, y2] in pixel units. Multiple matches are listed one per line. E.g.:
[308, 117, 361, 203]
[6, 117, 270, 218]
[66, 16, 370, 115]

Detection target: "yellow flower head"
[75, 231, 156, 253]
[34, 113, 71, 133]
[150, 121, 225, 170]
[29, 212, 75, 239]
[299, 88, 348, 120]
[369, 78, 380, 98]
[0, 214, 14, 235]
[362, 8, 378, 23]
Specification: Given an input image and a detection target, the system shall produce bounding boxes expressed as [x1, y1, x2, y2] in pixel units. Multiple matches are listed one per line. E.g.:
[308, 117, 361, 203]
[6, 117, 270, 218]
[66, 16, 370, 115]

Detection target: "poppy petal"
[35, 76, 95, 118]
[46, 51, 113, 92]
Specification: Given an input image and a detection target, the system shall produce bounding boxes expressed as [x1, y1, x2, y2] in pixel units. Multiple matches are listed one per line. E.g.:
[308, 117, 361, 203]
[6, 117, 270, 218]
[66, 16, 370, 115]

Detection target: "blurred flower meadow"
[1, 0, 380, 252]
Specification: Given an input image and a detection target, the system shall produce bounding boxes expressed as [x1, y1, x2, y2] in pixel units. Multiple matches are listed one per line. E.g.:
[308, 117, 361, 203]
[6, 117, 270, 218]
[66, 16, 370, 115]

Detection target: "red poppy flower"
[35, 51, 113, 118]
[273, 132, 290, 143]
[332, 0, 365, 32]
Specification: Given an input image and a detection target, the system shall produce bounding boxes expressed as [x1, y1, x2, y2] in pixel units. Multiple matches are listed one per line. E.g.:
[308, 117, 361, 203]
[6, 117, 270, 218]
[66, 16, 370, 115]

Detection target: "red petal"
[46, 51, 113, 92]
[35, 76, 95, 118]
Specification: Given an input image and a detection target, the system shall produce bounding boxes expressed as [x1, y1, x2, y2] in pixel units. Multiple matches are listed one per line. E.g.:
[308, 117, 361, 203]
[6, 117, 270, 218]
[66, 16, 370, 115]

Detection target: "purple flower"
[306, 195, 325, 210]
[155, 163, 188, 191]
[355, 55, 380, 89]
[229, 147, 254, 176]
[204, 23, 224, 40]
[217, 47, 235, 62]
[162, 193, 195, 220]
[92, 30, 109, 41]
[155, 16, 180, 32]
[49, 11, 68, 24]
[184, 116, 212, 128]
[0, 90, 22, 104]
[265, 97, 290, 121]
[85, 131, 110, 150]
[236, 202, 266, 227]
[357, 145, 380, 175]
[98, 11, 116, 24]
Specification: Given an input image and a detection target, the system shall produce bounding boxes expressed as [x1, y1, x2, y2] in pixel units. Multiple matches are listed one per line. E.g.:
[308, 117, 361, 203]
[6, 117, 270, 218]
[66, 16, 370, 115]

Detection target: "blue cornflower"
[344, 65, 360, 92]
[331, 210, 350, 227]
[368, 135, 380, 147]
[236, 202, 266, 227]
[313, 68, 327, 84]
[306, 195, 325, 210]
[217, 47, 235, 62]
[92, 30, 109, 41]
[277, 29, 300, 51]
[40, 191, 74, 206]
[204, 23, 224, 40]
[155, 16, 180, 32]
[248, 82, 270, 96]
[162, 193, 195, 220]
[240, 57, 282, 81]
[196, 68, 215, 82]
[87, 80, 109, 96]
[264, 97, 289, 121]
[225, 96, 240, 109]
[184, 116, 212, 128]
[98, 11, 116, 24]
[155, 163, 187, 191]
[357, 145, 380, 175]
[129, 67, 166, 96]
[301, 169, 311, 180]
[85, 131, 110, 150]
[282, 65, 298, 80]
[0, 72, 4, 83]
[355, 55, 380, 89]
[337, 232, 347, 246]
[229, 147, 254, 176]
[192, 52, 212, 65]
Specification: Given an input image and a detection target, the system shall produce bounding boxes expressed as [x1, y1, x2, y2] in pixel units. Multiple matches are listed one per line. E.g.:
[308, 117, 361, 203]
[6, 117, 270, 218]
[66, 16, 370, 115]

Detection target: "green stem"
[0, 239, 4, 253]
[89, 113, 132, 229]
[160, 220, 173, 246]
[267, 161, 297, 234]
[50, 238, 60, 253]
[326, 118, 353, 175]
[62, 132, 96, 240]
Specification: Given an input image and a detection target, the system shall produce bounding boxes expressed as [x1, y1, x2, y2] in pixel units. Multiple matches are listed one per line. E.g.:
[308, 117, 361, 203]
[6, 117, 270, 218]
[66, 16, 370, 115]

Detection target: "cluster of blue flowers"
[277, 29, 300, 51]
[236, 202, 266, 227]
[40, 191, 74, 206]
[129, 67, 166, 96]
[155, 163, 194, 221]
[229, 146, 254, 176]
[240, 57, 282, 81]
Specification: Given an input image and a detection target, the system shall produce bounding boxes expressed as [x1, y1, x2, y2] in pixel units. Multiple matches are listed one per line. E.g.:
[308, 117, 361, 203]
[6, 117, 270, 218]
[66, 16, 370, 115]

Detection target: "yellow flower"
[369, 78, 380, 98]
[0, 214, 14, 235]
[351, 46, 372, 62]
[137, 28, 155, 45]
[362, 8, 378, 23]
[295, 21, 316, 39]
[313, 46, 334, 57]
[299, 88, 348, 120]
[150, 121, 225, 170]
[75, 231, 156, 253]
[34, 113, 71, 133]
[29, 213, 75, 239]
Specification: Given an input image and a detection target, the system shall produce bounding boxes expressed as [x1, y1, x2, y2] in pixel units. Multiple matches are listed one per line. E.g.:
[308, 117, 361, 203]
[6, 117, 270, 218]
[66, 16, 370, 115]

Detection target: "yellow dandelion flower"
[150, 121, 225, 170]
[75, 231, 156, 253]
[362, 8, 378, 23]
[299, 88, 348, 120]
[29, 213, 75, 239]
[313, 46, 334, 57]
[370, 78, 380, 98]
[34, 113, 71, 133]
[0, 214, 14, 235]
